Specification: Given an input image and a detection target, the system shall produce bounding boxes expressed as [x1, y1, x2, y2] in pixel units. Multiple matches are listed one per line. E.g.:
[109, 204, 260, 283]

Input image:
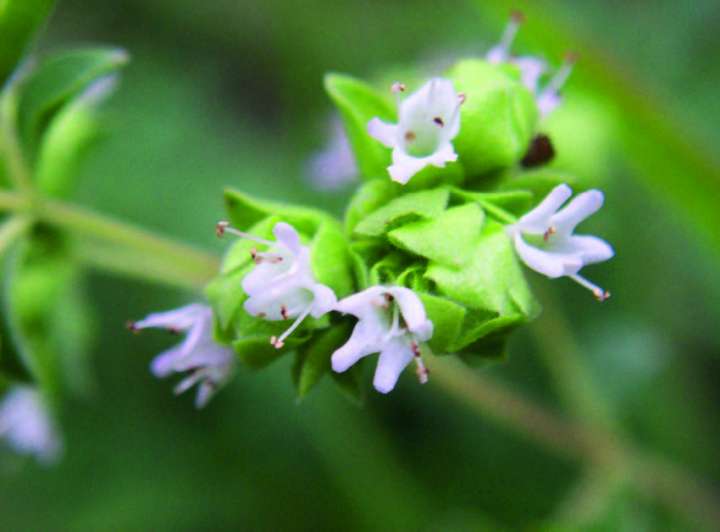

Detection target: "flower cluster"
[130, 12, 614, 408]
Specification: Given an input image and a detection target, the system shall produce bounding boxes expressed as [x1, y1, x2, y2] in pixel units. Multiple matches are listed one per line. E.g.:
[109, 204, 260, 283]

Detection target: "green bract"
[205, 188, 360, 399]
[446, 59, 538, 179]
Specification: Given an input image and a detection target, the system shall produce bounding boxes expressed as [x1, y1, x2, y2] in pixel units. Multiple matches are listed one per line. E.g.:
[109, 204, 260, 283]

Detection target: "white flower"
[130, 303, 235, 408]
[217, 221, 337, 348]
[307, 117, 358, 190]
[0, 387, 61, 464]
[331, 286, 433, 394]
[368, 78, 464, 185]
[486, 11, 575, 118]
[507, 183, 614, 300]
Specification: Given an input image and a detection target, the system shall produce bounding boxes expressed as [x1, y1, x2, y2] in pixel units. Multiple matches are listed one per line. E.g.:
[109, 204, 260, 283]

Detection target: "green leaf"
[452, 189, 533, 217]
[33, 76, 115, 198]
[417, 292, 466, 354]
[294, 320, 352, 399]
[447, 59, 538, 178]
[344, 179, 400, 234]
[310, 220, 354, 298]
[496, 168, 580, 204]
[0, 0, 56, 88]
[16, 47, 129, 159]
[324, 73, 394, 179]
[425, 219, 540, 326]
[388, 203, 485, 267]
[353, 187, 450, 237]
[3, 228, 94, 398]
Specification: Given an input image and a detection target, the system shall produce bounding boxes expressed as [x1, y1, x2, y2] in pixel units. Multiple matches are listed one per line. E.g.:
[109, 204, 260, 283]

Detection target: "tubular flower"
[217, 221, 337, 348]
[308, 117, 358, 190]
[0, 387, 61, 464]
[368, 78, 464, 184]
[130, 303, 235, 408]
[486, 11, 575, 117]
[507, 183, 614, 300]
[331, 286, 433, 394]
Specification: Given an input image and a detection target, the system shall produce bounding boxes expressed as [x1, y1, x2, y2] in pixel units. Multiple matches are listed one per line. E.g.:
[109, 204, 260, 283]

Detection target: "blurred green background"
[1, 0, 719, 530]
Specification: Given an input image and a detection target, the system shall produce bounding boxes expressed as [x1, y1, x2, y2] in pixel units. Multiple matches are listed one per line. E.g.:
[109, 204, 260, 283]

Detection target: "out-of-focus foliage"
[0, 0, 718, 531]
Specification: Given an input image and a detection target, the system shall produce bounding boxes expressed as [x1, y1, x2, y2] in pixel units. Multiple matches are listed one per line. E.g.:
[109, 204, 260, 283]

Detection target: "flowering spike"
[331, 286, 434, 394]
[368, 78, 462, 184]
[508, 184, 614, 301]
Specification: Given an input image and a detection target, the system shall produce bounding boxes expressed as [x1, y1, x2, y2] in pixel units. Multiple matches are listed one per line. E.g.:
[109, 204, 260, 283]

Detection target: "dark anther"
[521, 134, 555, 168]
[168, 327, 180, 335]
[126, 320, 139, 333]
[511, 10, 525, 24]
[433, 117, 444, 127]
[216, 220, 229, 237]
[280, 305, 289, 320]
[405, 131, 416, 142]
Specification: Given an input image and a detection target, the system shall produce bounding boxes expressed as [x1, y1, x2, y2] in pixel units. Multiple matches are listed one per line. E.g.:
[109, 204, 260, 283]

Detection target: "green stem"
[430, 357, 720, 530]
[38, 199, 220, 289]
[0, 215, 32, 258]
[0, 190, 27, 211]
[0, 93, 33, 192]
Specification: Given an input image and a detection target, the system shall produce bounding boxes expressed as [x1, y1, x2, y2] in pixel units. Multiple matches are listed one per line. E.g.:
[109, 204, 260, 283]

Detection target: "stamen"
[405, 131, 416, 142]
[126, 320, 139, 333]
[383, 304, 401, 343]
[253, 251, 283, 265]
[543, 226, 557, 241]
[215, 221, 275, 247]
[391, 81, 406, 108]
[458, 93, 467, 105]
[542, 53, 576, 97]
[433, 117, 444, 127]
[568, 274, 610, 302]
[411, 341, 429, 385]
[271, 305, 313, 349]
[496, 10, 524, 58]
[280, 305, 289, 320]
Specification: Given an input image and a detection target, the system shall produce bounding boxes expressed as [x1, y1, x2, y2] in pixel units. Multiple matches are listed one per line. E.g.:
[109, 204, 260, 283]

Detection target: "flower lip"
[0, 387, 62, 463]
[218, 220, 337, 348]
[130, 303, 235, 408]
[367, 77, 464, 185]
[509, 184, 614, 301]
[332, 286, 433, 394]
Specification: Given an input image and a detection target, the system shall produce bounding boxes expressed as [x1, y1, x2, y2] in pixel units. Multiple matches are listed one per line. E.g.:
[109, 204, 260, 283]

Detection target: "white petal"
[133, 303, 206, 331]
[331, 322, 380, 373]
[273, 222, 303, 255]
[537, 90, 561, 117]
[565, 235, 614, 265]
[388, 148, 431, 184]
[335, 286, 385, 318]
[194, 382, 215, 409]
[389, 287, 433, 341]
[516, 183, 573, 233]
[550, 190, 604, 236]
[428, 142, 458, 168]
[309, 283, 337, 317]
[513, 56, 546, 93]
[368, 118, 398, 148]
[514, 233, 578, 278]
[373, 339, 414, 394]
[149, 346, 185, 377]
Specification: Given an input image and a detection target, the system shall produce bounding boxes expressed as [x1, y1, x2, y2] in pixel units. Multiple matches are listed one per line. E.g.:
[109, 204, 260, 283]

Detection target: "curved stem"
[430, 357, 720, 529]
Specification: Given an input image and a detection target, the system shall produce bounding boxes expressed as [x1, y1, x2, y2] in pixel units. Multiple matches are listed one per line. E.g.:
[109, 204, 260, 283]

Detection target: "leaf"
[344, 178, 400, 234]
[294, 320, 352, 399]
[324, 73, 394, 179]
[452, 189, 534, 217]
[16, 47, 129, 159]
[496, 168, 579, 204]
[3, 228, 95, 398]
[33, 76, 117, 198]
[388, 203, 485, 267]
[353, 187, 450, 237]
[417, 292, 466, 354]
[425, 220, 540, 335]
[0, 0, 56, 88]
[446, 59, 538, 178]
[310, 219, 354, 298]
